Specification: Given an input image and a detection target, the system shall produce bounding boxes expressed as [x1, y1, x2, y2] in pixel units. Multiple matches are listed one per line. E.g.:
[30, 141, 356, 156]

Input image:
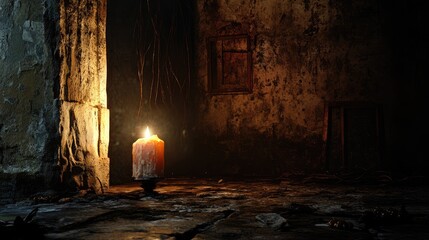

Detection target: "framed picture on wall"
[207, 34, 253, 94]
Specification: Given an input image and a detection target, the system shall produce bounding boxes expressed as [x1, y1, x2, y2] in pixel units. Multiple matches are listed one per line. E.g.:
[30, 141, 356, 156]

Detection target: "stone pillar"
[57, 0, 109, 193]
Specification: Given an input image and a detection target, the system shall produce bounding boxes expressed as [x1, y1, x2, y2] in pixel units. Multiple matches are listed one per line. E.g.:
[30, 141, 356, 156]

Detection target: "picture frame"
[207, 34, 252, 94]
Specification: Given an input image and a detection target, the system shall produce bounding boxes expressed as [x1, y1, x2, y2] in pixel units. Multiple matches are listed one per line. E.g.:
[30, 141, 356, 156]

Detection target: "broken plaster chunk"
[256, 213, 288, 229]
[22, 20, 44, 43]
[22, 28, 33, 42]
[328, 218, 354, 230]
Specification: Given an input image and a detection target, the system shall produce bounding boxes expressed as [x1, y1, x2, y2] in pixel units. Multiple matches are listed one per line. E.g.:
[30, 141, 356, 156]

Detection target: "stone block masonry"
[57, 0, 109, 193]
[0, 0, 109, 200]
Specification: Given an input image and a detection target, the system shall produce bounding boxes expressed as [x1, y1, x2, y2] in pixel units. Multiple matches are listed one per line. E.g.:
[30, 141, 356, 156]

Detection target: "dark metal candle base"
[139, 178, 162, 193]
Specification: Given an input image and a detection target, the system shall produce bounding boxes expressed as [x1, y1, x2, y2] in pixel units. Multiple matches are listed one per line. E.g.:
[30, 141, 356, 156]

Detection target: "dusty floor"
[1, 176, 429, 239]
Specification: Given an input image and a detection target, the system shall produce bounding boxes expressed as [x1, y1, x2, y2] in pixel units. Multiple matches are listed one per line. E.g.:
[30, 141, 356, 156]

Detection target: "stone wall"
[0, 0, 109, 200]
[193, 0, 397, 176]
[0, 0, 57, 200]
[57, 0, 109, 192]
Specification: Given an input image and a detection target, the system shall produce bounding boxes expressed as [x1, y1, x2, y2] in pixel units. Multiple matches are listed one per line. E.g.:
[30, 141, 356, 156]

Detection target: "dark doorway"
[324, 101, 384, 172]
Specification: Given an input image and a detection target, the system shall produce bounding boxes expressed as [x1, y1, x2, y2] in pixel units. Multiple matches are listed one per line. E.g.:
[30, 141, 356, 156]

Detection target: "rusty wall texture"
[193, 0, 399, 176]
[0, 0, 57, 199]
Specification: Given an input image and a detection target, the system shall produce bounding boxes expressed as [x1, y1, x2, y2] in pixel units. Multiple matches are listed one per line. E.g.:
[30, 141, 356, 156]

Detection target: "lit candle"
[132, 127, 164, 180]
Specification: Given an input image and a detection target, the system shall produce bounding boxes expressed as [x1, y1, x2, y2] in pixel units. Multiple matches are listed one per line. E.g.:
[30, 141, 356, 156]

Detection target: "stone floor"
[1, 175, 429, 239]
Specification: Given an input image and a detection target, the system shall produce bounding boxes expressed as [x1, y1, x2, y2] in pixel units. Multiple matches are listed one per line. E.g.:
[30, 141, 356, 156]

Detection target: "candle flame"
[144, 126, 151, 138]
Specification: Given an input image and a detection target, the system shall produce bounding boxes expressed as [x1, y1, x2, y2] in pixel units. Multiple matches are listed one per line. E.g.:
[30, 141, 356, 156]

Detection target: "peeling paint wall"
[194, 0, 397, 175]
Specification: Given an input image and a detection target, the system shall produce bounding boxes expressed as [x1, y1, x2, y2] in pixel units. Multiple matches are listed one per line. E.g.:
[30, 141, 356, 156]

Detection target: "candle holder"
[139, 177, 163, 193]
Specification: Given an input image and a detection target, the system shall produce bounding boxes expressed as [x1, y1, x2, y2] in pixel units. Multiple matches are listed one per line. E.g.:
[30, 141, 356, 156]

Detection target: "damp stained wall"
[193, 0, 427, 176]
[106, 0, 428, 179]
